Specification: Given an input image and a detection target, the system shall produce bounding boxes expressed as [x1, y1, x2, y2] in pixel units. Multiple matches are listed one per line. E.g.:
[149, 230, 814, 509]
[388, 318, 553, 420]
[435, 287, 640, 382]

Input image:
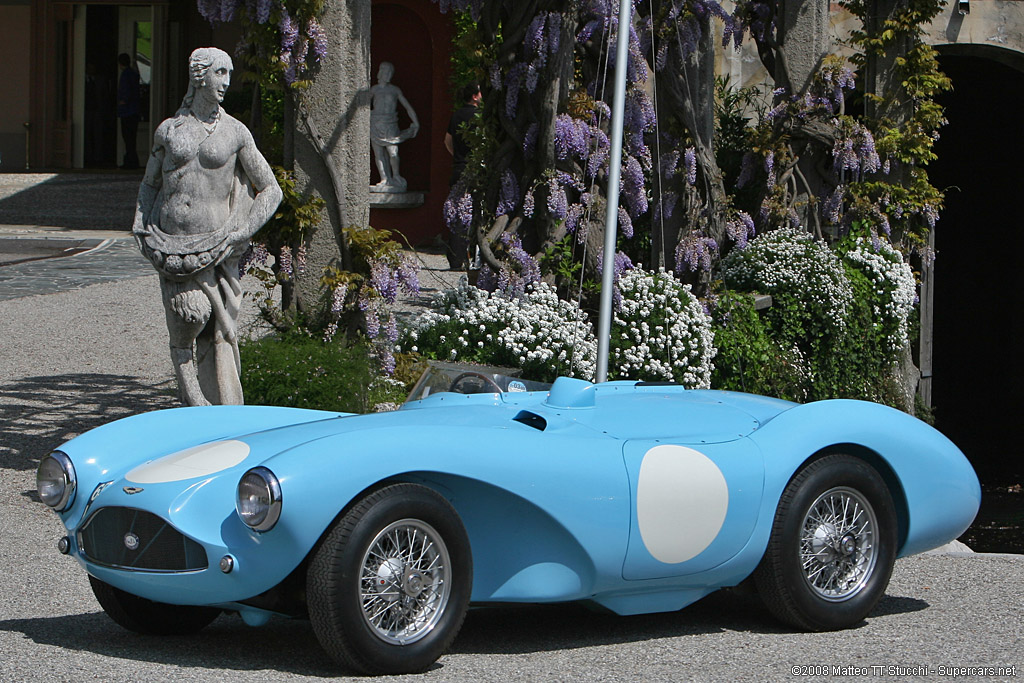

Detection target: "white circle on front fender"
[637, 445, 729, 564]
[125, 440, 251, 484]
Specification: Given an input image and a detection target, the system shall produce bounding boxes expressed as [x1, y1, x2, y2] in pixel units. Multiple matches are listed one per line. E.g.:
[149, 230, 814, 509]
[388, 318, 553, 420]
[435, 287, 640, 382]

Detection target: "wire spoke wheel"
[799, 486, 878, 601]
[307, 483, 471, 675]
[359, 519, 452, 645]
[754, 454, 897, 631]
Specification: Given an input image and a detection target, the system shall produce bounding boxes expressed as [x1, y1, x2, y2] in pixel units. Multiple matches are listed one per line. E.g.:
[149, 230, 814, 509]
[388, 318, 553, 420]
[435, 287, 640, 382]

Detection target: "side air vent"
[513, 411, 547, 431]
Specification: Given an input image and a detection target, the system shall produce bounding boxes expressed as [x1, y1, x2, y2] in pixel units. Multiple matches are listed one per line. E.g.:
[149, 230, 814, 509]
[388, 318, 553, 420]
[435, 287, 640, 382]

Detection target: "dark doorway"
[930, 55, 1024, 484]
[84, 5, 118, 167]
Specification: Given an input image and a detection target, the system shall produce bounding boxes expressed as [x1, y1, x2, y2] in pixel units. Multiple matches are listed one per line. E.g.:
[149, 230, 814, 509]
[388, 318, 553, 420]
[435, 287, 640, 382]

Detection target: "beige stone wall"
[0, 5, 31, 170]
[712, 1, 1024, 103]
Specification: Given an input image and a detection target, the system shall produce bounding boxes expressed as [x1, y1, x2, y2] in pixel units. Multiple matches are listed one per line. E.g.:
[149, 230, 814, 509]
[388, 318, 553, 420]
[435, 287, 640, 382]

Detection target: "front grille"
[78, 507, 208, 572]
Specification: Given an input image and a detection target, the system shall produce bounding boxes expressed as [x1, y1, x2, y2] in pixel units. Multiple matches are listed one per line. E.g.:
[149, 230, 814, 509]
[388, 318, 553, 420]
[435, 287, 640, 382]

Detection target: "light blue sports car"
[37, 363, 980, 674]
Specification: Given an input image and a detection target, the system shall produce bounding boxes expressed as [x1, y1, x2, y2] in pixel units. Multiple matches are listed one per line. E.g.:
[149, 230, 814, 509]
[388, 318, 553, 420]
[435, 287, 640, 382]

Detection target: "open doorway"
[76, 4, 152, 169]
[930, 53, 1024, 483]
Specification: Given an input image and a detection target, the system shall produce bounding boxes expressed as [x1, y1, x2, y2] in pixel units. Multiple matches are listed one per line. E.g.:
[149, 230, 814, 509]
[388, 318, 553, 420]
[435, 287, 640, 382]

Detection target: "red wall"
[370, 0, 454, 246]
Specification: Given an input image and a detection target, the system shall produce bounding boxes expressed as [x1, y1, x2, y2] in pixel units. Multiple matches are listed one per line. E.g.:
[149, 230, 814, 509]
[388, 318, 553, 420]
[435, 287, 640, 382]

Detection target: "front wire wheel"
[359, 519, 451, 645]
[308, 484, 472, 675]
[754, 454, 897, 631]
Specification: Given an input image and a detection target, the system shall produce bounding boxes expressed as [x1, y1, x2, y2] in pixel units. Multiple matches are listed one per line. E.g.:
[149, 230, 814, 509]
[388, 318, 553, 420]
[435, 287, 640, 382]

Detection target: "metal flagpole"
[595, 0, 633, 383]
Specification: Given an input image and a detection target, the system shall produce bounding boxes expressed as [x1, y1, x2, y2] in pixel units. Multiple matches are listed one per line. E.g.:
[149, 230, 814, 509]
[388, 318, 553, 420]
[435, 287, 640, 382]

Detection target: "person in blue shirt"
[117, 53, 141, 169]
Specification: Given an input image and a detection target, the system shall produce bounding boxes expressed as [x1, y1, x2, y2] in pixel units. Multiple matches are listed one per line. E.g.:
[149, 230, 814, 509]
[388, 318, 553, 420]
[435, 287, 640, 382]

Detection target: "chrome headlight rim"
[37, 451, 77, 512]
[236, 466, 282, 532]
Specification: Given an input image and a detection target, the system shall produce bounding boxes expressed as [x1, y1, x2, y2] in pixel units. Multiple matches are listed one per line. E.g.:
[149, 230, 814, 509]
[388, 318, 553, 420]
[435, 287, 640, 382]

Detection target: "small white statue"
[370, 62, 420, 193]
[133, 47, 282, 406]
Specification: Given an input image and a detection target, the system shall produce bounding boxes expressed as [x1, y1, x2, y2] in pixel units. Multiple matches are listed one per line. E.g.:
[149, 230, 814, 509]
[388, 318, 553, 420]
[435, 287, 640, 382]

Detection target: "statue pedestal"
[369, 190, 425, 209]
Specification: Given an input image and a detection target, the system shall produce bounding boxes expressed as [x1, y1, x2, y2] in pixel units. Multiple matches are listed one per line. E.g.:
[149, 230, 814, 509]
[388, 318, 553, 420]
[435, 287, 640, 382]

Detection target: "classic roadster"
[37, 364, 980, 674]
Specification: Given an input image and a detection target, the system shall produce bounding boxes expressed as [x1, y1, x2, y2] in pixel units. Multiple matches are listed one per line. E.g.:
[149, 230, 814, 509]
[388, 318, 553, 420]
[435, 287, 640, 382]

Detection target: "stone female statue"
[133, 47, 282, 406]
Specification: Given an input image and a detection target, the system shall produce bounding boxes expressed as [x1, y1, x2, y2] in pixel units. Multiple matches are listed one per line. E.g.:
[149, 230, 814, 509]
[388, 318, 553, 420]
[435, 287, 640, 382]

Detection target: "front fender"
[55, 406, 346, 529]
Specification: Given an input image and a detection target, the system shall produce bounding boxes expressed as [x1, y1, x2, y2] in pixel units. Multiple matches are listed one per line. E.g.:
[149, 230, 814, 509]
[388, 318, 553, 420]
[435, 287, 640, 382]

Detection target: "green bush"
[240, 331, 406, 413]
[710, 291, 809, 402]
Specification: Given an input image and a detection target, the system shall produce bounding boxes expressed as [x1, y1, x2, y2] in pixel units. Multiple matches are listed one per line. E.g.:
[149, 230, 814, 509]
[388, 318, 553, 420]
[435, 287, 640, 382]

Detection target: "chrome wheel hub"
[799, 487, 878, 601]
[359, 519, 451, 645]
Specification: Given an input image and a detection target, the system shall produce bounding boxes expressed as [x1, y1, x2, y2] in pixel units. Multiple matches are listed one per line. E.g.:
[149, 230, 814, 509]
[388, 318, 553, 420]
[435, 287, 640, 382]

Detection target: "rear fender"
[747, 400, 980, 558]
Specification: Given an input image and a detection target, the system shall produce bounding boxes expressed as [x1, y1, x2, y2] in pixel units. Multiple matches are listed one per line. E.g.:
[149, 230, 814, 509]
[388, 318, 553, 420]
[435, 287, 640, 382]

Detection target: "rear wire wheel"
[754, 454, 898, 631]
[307, 483, 472, 675]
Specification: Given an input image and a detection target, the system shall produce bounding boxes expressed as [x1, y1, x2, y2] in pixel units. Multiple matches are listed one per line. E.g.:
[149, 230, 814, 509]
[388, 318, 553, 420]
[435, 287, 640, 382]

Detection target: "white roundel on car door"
[636, 444, 729, 563]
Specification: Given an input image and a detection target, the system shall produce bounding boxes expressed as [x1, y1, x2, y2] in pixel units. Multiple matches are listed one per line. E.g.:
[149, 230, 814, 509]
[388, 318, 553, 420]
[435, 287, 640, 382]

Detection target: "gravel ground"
[0, 243, 1021, 681]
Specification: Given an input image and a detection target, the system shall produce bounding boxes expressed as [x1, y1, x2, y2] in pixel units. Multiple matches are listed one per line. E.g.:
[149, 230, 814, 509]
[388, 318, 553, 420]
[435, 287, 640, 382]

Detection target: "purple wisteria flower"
[443, 188, 473, 237]
[547, 177, 568, 220]
[653, 191, 678, 224]
[255, 0, 272, 24]
[496, 170, 520, 216]
[278, 245, 293, 277]
[684, 147, 697, 186]
[331, 283, 348, 314]
[398, 254, 420, 295]
[726, 211, 756, 249]
[565, 203, 585, 236]
[822, 184, 845, 224]
[279, 6, 298, 51]
[370, 261, 398, 304]
[621, 155, 647, 216]
[307, 18, 328, 62]
[617, 207, 633, 239]
[554, 114, 589, 161]
[674, 232, 718, 274]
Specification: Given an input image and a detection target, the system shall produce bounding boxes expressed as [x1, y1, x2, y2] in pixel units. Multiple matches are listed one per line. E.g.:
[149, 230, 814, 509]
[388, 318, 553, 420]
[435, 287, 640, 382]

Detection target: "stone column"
[776, 0, 831, 96]
[294, 0, 372, 306]
[772, 0, 834, 235]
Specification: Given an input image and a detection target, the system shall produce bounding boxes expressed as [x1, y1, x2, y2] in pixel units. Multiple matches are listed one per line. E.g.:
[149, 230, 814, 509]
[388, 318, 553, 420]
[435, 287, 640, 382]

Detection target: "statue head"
[377, 62, 394, 85]
[180, 47, 233, 110]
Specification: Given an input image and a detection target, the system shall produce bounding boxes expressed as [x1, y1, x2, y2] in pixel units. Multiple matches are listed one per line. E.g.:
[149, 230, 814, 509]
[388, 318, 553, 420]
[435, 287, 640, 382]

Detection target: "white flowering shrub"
[402, 278, 596, 381]
[842, 238, 917, 356]
[718, 227, 914, 407]
[721, 227, 853, 347]
[609, 267, 716, 388]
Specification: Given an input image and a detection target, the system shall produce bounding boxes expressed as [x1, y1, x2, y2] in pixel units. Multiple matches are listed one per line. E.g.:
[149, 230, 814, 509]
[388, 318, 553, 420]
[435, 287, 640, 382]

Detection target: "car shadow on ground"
[0, 611, 342, 678]
[0, 373, 176, 475]
[0, 591, 929, 676]
[451, 589, 930, 655]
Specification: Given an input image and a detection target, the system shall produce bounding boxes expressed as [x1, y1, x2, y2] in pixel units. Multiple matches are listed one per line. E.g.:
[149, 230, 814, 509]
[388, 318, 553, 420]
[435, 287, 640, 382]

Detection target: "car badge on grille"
[123, 486, 144, 495]
[123, 532, 140, 551]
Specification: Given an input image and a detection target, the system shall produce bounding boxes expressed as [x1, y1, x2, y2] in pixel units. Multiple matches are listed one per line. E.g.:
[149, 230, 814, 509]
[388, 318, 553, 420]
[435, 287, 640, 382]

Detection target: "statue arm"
[133, 141, 165, 236]
[231, 129, 283, 245]
[398, 90, 420, 136]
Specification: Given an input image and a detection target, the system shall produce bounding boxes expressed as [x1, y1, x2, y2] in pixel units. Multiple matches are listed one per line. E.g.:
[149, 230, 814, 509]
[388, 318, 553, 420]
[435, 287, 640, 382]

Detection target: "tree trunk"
[293, 0, 372, 309]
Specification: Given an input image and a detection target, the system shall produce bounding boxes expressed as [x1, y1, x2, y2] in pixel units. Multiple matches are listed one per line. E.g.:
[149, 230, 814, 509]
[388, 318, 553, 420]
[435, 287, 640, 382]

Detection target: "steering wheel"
[449, 371, 504, 394]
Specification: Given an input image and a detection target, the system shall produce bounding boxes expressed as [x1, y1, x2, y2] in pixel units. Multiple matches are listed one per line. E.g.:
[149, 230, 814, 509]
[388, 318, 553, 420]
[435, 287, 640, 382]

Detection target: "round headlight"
[236, 467, 282, 532]
[37, 451, 76, 511]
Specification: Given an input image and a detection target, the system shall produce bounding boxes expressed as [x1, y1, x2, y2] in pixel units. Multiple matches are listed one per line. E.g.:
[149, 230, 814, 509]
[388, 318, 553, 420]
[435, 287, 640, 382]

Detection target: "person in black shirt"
[117, 53, 141, 169]
[444, 82, 481, 269]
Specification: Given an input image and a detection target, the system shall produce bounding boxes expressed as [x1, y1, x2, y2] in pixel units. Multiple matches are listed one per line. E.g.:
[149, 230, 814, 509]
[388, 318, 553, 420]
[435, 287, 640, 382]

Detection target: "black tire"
[307, 483, 472, 675]
[89, 576, 220, 635]
[753, 454, 898, 631]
